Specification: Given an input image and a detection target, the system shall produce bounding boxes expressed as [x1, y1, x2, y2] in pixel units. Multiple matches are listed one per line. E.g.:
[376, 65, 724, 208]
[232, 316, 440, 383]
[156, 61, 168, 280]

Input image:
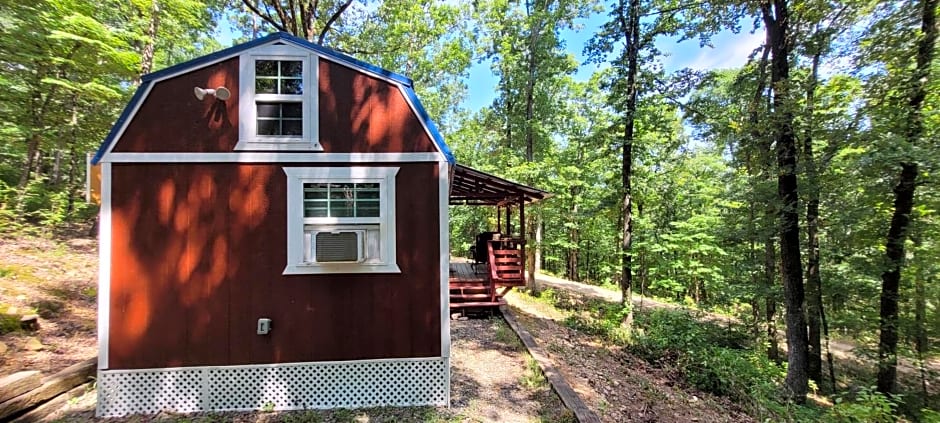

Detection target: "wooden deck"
[449, 245, 524, 311]
[449, 262, 502, 309]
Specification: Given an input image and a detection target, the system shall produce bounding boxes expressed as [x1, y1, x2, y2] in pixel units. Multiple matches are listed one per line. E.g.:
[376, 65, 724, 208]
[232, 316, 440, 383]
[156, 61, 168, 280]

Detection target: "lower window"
[283, 167, 400, 274]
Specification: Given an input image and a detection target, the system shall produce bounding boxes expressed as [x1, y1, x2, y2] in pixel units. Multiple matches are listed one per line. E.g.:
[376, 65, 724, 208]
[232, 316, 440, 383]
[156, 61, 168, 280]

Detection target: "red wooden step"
[450, 293, 493, 300]
[450, 299, 506, 309]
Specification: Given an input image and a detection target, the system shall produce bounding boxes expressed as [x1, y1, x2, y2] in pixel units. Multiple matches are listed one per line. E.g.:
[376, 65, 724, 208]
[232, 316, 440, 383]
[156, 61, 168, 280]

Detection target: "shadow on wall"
[108, 163, 443, 369]
[105, 57, 445, 370]
[318, 60, 435, 154]
[110, 164, 279, 368]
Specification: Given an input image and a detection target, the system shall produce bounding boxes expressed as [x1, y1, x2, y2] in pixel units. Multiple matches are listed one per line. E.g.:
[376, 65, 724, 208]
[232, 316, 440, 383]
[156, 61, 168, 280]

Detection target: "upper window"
[283, 167, 400, 274]
[237, 45, 321, 151]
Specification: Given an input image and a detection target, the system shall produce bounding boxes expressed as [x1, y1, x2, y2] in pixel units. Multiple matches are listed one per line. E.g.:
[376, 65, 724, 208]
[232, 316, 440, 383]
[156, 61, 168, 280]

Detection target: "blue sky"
[219, 8, 765, 112]
[463, 12, 765, 111]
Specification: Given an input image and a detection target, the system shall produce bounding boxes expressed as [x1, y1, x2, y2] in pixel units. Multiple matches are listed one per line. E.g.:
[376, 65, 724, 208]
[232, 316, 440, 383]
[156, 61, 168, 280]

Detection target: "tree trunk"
[803, 49, 823, 385]
[762, 0, 808, 402]
[568, 200, 579, 281]
[912, 232, 929, 405]
[522, 1, 544, 291]
[877, 0, 936, 395]
[526, 213, 540, 289]
[135, 0, 160, 85]
[616, 0, 640, 327]
[17, 134, 41, 188]
[746, 44, 778, 355]
[764, 237, 780, 362]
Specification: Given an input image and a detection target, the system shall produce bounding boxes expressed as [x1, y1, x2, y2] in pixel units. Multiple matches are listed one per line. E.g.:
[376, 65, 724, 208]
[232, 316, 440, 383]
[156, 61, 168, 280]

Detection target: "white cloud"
[661, 30, 766, 73]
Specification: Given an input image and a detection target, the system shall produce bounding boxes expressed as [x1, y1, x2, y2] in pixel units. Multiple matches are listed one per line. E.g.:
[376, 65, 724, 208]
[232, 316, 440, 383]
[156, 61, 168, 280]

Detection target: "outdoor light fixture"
[193, 86, 231, 101]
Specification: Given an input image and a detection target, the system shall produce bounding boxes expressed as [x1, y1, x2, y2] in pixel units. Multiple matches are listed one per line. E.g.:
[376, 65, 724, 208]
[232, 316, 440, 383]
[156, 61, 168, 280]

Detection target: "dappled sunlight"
[109, 164, 279, 367]
[111, 195, 151, 345]
[318, 60, 434, 153]
[113, 58, 239, 153]
[207, 237, 228, 288]
[157, 181, 175, 224]
[228, 166, 271, 230]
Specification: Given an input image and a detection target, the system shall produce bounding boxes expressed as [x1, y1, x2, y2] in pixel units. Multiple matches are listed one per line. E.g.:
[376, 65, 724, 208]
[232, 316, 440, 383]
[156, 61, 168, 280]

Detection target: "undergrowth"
[515, 288, 937, 422]
[0, 179, 97, 237]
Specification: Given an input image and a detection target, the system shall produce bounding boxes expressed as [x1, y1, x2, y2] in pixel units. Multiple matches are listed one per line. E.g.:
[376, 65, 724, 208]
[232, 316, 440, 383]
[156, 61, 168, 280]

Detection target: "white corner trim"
[282, 166, 400, 275]
[97, 162, 112, 370]
[102, 152, 441, 163]
[85, 153, 92, 203]
[311, 54, 320, 148]
[438, 161, 450, 361]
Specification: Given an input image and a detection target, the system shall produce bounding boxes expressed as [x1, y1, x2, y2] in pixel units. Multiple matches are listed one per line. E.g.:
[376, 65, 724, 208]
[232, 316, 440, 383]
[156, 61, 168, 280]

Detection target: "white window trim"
[237, 45, 322, 151]
[284, 167, 399, 274]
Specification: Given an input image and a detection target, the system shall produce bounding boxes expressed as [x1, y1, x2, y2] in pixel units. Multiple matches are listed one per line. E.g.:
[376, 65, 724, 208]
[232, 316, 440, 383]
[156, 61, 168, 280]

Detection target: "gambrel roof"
[91, 32, 454, 165]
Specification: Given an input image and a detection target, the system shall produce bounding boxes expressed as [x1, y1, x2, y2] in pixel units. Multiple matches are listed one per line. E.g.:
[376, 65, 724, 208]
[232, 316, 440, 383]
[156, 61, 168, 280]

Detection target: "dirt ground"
[1, 233, 572, 422]
[504, 290, 755, 423]
[37, 318, 573, 422]
[0, 233, 98, 375]
[534, 273, 939, 396]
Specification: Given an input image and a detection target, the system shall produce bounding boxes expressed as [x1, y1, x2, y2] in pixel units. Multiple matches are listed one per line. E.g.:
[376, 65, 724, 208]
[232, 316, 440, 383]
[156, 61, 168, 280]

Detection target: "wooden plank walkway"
[500, 305, 601, 423]
[448, 261, 487, 284]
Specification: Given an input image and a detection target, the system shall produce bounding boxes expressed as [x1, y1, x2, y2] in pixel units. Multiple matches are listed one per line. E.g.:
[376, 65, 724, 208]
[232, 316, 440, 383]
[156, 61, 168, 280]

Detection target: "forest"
[0, 0, 938, 421]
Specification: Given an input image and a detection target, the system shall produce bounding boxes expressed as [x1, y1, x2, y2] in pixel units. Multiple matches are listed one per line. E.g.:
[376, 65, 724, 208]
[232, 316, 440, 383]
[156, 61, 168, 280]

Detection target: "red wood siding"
[108, 163, 441, 369]
[114, 58, 241, 152]
[318, 60, 436, 153]
[110, 56, 437, 154]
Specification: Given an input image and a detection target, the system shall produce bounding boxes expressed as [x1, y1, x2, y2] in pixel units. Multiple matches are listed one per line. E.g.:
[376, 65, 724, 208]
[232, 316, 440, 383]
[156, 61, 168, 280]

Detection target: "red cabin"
[92, 33, 452, 416]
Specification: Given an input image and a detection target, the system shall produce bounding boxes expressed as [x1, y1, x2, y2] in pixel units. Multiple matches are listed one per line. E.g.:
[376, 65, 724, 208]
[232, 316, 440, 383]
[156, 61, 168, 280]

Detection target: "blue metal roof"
[91, 81, 152, 164]
[92, 32, 454, 164]
[402, 86, 454, 163]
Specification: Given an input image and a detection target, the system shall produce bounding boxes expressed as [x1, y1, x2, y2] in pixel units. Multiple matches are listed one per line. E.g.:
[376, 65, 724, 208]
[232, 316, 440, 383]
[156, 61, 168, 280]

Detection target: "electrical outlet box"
[257, 318, 272, 335]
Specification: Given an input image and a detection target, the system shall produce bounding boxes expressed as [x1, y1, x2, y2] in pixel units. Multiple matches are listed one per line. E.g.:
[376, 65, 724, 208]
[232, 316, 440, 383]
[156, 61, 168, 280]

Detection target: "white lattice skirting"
[96, 357, 449, 417]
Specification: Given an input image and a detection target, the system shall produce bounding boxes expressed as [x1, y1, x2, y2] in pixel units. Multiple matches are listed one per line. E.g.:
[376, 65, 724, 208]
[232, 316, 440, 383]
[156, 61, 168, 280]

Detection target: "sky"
[463, 12, 766, 111]
[219, 7, 766, 113]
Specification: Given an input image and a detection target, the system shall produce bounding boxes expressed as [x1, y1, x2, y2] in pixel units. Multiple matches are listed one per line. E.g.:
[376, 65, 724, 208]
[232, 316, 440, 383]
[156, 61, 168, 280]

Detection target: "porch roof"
[449, 164, 552, 206]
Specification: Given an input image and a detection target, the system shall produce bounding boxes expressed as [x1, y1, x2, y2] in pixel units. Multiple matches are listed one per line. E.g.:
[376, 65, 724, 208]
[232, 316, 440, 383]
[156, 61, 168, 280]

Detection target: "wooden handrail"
[486, 241, 499, 302]
[487, 240, 525, 294]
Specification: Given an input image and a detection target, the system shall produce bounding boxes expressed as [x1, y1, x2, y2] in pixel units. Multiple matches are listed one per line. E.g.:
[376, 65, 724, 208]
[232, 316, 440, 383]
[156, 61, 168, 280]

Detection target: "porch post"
[496, 205, 502, 233]
[519, 197, 526, 273]
[505, 206, 512, 235]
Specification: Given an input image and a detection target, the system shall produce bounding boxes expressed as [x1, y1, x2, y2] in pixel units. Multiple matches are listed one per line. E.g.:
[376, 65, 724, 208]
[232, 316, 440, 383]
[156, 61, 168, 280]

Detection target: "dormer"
[237, 43, 321, 151]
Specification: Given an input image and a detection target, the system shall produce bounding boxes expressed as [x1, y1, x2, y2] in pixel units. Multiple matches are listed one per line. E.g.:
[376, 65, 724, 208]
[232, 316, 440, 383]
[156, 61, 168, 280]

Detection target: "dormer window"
[236, 45, 321, 151]
[255, 60, 303, 136]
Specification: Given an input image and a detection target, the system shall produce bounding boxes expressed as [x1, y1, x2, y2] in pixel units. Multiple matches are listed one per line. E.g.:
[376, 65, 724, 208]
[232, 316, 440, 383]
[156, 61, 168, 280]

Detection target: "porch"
[448, 165, 551, 310]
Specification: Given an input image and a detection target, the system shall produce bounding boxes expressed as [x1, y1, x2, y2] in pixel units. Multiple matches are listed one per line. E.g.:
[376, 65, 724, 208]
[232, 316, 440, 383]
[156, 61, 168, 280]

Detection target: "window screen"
[303, 183, 380, 218]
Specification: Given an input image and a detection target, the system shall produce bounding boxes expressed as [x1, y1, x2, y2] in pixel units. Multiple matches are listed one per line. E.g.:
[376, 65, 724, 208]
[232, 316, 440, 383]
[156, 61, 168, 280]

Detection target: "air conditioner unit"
[311, 230, 365, 263]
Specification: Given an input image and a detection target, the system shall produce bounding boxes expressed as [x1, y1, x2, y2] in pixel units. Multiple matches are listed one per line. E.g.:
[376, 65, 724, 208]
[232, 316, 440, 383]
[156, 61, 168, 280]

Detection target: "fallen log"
[0, 371, 42, 403]
[10, 382, 94, 423]
[0, 358, 96, 421]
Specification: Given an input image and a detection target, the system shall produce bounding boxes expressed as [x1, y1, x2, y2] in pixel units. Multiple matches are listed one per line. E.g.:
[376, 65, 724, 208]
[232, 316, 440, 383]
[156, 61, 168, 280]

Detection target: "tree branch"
[640, 1, 706, 17]
[318, 0, 353, 45]
[653, 77, 715, 122]
[242, 0, 287, 33]
[286, 0, 299, 36]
